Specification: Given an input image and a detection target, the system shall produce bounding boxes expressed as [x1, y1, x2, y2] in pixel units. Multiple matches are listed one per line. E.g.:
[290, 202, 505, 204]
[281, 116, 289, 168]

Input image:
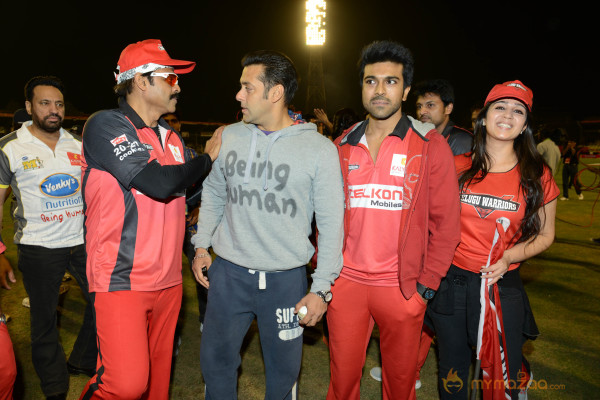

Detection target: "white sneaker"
[560, 196, 569, 201]
[200, 322, 204, 333]
[369, 366, 382, 381]
[369, 367, 421, 389]
[578, 193, 584, 200]
[22, 297, 30, 308]
[173, 335, 182, 357]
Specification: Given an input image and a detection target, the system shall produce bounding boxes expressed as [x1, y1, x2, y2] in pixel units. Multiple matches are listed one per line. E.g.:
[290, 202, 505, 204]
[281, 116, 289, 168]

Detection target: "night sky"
[2, 2, 597, 128]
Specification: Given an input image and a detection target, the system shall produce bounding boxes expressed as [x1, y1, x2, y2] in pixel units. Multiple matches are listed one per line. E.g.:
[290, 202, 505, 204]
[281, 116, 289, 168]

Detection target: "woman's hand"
[481, 255, 510, 286]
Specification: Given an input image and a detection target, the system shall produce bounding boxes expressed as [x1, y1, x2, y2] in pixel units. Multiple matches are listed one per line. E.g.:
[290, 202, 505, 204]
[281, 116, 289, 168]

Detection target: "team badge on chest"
[168, 144, 184, 163]
[21, 156, 44, 171]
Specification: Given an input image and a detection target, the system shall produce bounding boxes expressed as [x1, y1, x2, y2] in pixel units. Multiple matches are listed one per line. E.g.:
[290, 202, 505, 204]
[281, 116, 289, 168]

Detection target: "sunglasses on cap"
[150, 72, 179, 87]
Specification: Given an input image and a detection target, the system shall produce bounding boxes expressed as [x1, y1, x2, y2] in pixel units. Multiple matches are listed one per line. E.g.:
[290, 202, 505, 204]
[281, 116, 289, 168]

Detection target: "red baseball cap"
[484, 80, 533, 111]
[115, 39, 196, 83]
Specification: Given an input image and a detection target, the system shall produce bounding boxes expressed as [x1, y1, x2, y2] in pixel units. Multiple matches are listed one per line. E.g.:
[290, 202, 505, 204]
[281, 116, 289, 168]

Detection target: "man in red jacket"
[326, 40, 461, 400]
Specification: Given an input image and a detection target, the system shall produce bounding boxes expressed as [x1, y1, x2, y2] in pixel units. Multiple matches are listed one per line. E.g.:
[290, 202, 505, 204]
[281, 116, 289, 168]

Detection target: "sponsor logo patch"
[39, 173, 80, 198]
[389, 154, 406, 177]
[67, 152, 81, 166]
[349, 183, 403, 210]
[110, 134, 128, 147]
[113, 140, 144, 161]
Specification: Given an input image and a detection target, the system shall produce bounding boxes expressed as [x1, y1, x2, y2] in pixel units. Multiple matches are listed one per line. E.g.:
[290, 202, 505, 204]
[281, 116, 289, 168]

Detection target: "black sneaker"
[67, 362, 95, 377]
[591, 238, 600, 245]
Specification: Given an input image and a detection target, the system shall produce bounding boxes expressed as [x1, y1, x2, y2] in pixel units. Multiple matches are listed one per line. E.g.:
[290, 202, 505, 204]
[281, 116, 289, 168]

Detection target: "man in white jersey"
[0, 76, 97, 400]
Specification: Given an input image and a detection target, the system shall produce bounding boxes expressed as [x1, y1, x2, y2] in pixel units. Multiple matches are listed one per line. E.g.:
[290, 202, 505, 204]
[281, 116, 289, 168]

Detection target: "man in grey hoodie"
[191, 50, 344, 399]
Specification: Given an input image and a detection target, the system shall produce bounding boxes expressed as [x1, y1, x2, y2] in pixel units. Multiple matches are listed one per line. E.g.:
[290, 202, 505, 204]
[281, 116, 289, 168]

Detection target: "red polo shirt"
[341, 133, 409, 286]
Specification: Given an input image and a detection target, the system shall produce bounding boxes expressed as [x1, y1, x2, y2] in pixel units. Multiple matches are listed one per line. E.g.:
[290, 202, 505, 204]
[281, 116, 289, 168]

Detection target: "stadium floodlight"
[306, 0, 326, 45]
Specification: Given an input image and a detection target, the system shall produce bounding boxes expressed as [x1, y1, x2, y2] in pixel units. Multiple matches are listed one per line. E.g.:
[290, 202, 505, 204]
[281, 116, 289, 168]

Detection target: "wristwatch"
[315, 290, 333, 303]
[416, 282, 436, 300]
[0, 314, 7, 325]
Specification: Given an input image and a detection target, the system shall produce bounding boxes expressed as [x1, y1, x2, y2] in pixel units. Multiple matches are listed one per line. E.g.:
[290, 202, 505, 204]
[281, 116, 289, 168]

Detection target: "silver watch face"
[316, 291, 332, 303]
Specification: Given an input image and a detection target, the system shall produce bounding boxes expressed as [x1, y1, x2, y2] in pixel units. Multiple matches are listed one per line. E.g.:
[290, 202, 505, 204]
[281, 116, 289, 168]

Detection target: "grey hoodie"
[192, 121, 344, 293]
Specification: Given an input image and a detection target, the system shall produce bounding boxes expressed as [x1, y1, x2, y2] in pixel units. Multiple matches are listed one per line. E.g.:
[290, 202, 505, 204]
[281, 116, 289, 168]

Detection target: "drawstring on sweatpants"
[248, 269, 267, 289]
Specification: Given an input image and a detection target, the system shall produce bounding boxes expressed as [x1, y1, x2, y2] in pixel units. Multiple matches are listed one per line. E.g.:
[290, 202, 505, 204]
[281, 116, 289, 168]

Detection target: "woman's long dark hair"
[458, 102, 546, 244]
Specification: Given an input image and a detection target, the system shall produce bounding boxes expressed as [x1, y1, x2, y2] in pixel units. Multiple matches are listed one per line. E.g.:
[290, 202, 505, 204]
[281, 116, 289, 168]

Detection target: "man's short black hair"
[241, 50, 298, 106]
[24, 76, 65, 101]
[357, 40, 414, 88]
[413, 79, 455, 106]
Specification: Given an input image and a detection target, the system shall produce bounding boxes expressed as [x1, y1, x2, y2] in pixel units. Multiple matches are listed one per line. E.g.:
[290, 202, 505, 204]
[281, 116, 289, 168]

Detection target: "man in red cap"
[78, 39, 222, 399]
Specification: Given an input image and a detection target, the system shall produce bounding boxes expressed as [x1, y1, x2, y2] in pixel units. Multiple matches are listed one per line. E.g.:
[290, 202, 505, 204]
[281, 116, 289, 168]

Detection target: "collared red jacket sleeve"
[418, 133, 461, 290]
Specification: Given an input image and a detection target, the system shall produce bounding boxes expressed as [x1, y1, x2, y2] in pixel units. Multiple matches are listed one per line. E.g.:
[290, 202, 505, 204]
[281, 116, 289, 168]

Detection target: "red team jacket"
[81, 101, 187, 293]
[335, 115, 461, 299]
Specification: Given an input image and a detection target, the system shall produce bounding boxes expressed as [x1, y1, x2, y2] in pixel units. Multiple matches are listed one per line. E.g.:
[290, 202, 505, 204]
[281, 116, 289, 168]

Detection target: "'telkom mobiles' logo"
[443, 368, 464, 394]
[39, 174, 80, 198]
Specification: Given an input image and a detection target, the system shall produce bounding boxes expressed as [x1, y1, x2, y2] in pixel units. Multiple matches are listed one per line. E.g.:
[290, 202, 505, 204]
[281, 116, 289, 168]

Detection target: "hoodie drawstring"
[262, 131, 283, 190]
[243, 128, 284, 191]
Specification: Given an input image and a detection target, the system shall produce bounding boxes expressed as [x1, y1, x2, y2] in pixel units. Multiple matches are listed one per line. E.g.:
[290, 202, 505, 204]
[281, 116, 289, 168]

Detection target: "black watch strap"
[416, 282, 436, 300]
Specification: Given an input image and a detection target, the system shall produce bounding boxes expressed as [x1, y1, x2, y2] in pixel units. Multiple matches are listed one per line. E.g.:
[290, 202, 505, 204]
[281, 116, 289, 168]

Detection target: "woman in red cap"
[426, 81, 559, 399]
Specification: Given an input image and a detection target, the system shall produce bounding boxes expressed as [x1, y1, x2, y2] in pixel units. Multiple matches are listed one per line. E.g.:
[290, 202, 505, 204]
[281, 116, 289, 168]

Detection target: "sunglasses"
[150, 72, 179, 87]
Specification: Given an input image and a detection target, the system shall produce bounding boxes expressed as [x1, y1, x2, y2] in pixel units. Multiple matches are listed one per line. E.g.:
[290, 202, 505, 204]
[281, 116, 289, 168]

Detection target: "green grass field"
[1, 165, 599, 399]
